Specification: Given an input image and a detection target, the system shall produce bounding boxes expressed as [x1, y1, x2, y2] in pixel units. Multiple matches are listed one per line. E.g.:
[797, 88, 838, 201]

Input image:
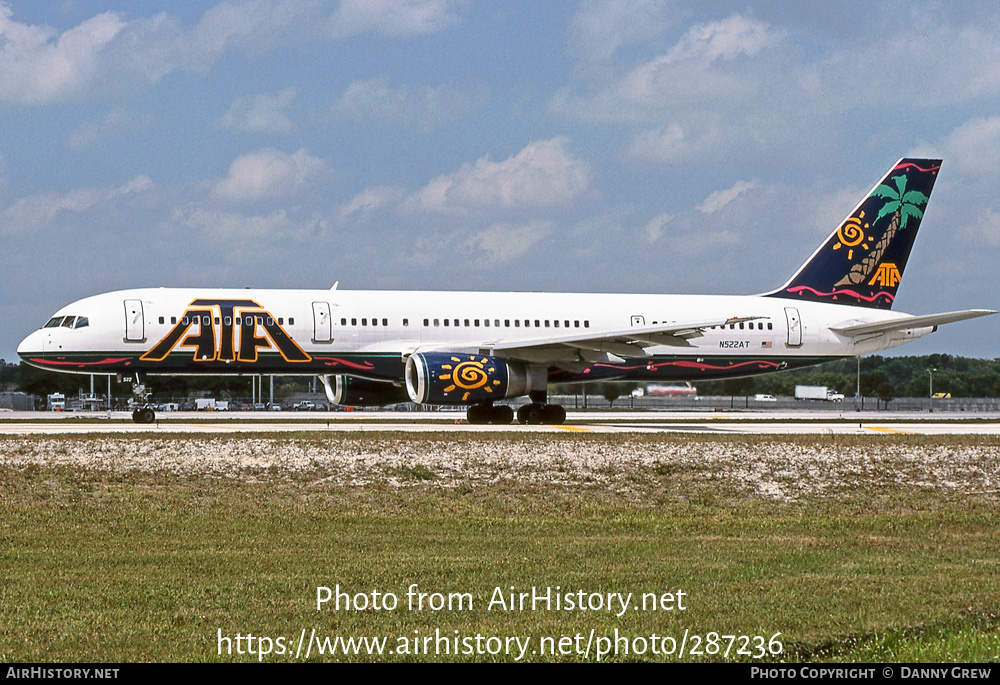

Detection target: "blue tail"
[766, 158, 941, 310]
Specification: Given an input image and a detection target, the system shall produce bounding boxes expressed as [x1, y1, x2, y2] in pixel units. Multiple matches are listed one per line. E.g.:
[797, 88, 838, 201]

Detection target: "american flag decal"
[762, 340, 772, 348]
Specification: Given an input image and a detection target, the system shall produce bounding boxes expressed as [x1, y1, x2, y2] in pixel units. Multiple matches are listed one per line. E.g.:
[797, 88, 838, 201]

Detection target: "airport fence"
[547, 394, 1000, 413]
[0, 392, 36, 411]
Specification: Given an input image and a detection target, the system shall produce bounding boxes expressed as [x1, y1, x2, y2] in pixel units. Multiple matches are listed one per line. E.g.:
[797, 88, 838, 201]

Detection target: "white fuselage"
[17, 287, 931, 383]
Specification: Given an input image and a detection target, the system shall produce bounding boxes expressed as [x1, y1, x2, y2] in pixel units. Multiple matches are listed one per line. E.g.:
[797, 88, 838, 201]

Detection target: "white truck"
[795, 385, 845, 402]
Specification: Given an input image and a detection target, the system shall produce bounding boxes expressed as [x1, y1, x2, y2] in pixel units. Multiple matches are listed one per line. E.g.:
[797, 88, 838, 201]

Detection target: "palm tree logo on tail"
[835, 173, 928, 286]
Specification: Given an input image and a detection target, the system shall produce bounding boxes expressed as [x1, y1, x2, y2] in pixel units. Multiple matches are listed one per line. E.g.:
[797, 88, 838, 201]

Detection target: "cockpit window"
[44, 315, 89, 329]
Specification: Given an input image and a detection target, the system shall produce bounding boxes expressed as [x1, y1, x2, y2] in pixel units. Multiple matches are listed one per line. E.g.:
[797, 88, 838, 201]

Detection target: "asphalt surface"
[2, 410, 999, 435]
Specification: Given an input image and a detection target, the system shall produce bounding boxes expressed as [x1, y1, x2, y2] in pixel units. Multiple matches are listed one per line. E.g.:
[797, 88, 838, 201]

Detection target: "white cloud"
[466, 221, 553, 264]
[549, 13, 800, 168]
[173, 206, 328, 245]
[1, 175, 153, 233]
[934, 117, 1000, 176]
[627, 123, 728, 163]
[0, 1, 467, 106]
[0, 4, 124, 105]
[405, 137, 590, 213]
[337, 185, 406, 221]
[628, 124, 685, 160]
[665, 14, 779, 64]
[621, 15, 784, 109]
[333, 77, 487, 131]
[961, 208, 1000, 248]
[814, 22, 1000, 110]
[643, 212, 672, 243]
[66, 107, 153, 150]
[213, 148, 330, 203]
[556, 6, 1000, 175]
[697, 180, 758, 214]
[216, 88, 297, 134]
[568, 0, 676, 68]
[328, 0, 466, 38]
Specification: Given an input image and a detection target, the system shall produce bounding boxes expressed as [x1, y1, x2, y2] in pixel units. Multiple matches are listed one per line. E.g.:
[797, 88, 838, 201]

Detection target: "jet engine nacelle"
[405, 353, 531, 405]
[333, 375, 410, 407]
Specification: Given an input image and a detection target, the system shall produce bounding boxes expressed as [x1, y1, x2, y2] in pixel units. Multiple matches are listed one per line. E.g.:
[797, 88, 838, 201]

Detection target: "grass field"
[1, 432, 998, 662]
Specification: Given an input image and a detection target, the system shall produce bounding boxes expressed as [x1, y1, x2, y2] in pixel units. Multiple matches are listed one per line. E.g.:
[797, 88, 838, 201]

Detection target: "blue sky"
[2, 0, 999, 361]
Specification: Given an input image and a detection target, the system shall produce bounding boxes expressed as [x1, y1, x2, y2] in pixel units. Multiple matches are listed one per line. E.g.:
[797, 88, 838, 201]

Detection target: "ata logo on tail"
[869, 263, 901, 288]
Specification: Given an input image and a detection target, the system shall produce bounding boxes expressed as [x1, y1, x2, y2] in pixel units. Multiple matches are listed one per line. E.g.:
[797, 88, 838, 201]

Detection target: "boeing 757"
[17, 158, 994, 424]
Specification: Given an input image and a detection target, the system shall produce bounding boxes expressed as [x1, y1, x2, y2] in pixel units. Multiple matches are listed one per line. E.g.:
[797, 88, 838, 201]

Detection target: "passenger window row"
[418, 318, 589, 329]
[332, 317, 592, 329]
[158, 316, 294, 326]
[708, 322, 773, 331]
[341, 318, 391, 327]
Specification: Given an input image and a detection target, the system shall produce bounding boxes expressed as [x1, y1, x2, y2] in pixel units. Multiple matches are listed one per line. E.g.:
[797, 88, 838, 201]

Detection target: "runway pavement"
[2, 410, 999, 435]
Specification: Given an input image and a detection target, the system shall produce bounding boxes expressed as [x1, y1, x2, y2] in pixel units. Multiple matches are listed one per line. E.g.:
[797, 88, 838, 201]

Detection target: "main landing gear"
[517, 385, 566, 426]
[466, 402, 515, 425]
[124, 372, 156, 424]
[465, 391, 567, 426]
[516, 388, 566, 425]
[515, 403, 566, 425]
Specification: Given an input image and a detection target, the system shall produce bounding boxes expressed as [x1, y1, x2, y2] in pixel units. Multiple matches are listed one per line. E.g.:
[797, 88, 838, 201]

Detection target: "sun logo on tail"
[832, 212, 872, 260]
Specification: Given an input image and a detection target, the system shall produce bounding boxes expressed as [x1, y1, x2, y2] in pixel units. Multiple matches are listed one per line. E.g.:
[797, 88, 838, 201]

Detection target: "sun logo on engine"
[441, 355, 502, 401]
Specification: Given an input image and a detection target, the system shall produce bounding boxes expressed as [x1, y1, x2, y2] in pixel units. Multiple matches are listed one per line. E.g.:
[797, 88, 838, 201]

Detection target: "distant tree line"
[555, 354, 1000, 401]
[0, 359, 19, 388]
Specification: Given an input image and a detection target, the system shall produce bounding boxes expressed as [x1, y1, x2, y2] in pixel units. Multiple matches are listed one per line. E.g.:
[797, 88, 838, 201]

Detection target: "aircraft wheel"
[131, 410, 141, 424]
[516, 403, 544, 425]
[541, 404, 566, 425]
[490, 405, 514, 425]
[466, 403, 490, 425]
[140, 408, 156, 424]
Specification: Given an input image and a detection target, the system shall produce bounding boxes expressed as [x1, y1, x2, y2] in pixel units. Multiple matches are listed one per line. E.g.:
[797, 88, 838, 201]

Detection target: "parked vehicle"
[795, 385, 845, 401]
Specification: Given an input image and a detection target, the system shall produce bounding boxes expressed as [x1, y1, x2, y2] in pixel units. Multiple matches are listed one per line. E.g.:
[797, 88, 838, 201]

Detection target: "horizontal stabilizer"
[830, 309, 996, 337]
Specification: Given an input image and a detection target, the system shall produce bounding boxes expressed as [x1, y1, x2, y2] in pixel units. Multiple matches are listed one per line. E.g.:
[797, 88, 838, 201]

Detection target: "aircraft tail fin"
[765, 158, 942, 310]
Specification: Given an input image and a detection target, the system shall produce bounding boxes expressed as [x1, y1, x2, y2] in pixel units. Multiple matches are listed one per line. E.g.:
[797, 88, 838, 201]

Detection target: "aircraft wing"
[830, 309, 996, 337]
[484, 315, 763, 363]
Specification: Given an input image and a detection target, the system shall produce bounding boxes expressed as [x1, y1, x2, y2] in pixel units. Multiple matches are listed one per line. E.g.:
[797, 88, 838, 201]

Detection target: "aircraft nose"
[17, 330, 43, 360]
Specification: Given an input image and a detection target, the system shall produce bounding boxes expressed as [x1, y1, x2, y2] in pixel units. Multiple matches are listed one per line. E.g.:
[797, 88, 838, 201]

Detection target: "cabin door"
[312, 301, 332, 343]
[124, 300, 144, 342]
[784, 307, 802, 346]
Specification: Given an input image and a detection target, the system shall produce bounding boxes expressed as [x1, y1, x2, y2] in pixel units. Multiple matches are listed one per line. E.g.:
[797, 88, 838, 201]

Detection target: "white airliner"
[17, 158, 994, 424]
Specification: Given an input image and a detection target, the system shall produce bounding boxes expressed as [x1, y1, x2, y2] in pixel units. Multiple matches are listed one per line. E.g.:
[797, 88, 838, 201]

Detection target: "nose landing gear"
[123, 372, 156, 424]
[132, 407, 156, 424]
